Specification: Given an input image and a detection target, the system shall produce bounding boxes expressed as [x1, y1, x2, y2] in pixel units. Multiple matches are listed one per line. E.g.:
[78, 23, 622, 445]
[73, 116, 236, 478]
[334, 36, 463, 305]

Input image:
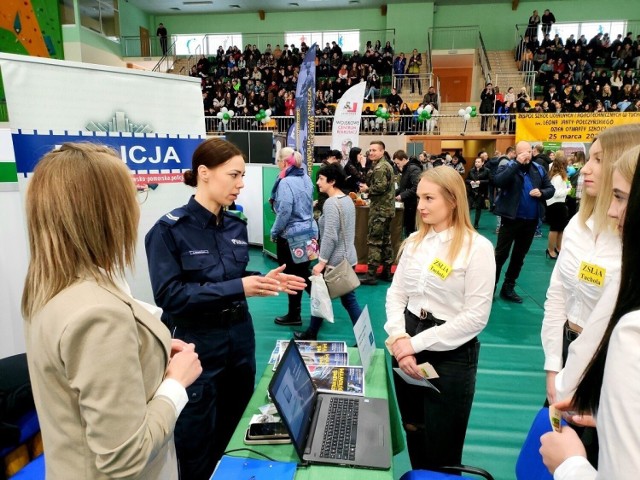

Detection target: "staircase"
[395, 52, 430, 105]
[166, 57, 190, 75]
[487, 50, 532, 96]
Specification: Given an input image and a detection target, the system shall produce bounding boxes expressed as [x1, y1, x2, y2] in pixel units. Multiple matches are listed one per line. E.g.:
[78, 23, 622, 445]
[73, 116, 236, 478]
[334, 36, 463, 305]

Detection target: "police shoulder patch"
[158, 207, 188, 226]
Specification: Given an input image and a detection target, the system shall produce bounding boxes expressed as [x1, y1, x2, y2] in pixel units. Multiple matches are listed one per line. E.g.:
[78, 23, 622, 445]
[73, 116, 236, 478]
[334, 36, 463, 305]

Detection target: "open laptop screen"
[269, 340, 317, 459]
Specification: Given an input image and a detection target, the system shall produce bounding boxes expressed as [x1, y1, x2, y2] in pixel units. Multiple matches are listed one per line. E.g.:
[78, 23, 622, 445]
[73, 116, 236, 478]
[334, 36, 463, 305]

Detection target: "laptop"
[268, 339, 391, 470]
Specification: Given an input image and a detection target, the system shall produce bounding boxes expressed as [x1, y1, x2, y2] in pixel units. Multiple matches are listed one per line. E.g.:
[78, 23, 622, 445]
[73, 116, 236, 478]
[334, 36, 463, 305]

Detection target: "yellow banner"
[516, 112, 640, 143]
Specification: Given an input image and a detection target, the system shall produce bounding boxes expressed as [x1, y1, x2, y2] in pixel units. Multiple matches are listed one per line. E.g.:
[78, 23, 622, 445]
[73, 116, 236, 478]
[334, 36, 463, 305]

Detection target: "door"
[140, 26, 150, 57]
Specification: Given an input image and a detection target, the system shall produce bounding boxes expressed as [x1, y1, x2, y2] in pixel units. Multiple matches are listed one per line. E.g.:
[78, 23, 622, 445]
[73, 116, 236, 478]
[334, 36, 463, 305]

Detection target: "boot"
[293, 329, 318, 340]
[378, 265, 393, 282]
[500, 283, 523, 303]
[359, 266, 379, 286]
[274, 307, 302, 326]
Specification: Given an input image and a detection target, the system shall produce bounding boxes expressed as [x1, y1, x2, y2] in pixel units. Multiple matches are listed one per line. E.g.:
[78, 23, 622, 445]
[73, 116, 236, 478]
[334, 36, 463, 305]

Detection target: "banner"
[330, 82, 366, 160]
[516, 112, 640, 143]
[294, 44, 316, 175]
[0, 53, 205, 357]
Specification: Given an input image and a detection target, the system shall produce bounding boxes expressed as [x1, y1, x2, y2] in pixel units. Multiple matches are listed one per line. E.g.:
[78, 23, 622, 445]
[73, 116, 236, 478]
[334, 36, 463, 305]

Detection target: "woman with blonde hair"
[22, 143, 203, 479]
[545, 150, 570, 259]
[385, 166, 495, 470]
[541, 124, 640, 465]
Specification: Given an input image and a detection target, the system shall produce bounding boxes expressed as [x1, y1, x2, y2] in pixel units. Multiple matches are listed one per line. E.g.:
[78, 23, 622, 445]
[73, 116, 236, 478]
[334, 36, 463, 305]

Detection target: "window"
[173, 34, 243, 56]
[285, 31, 361, 53]
[78, 0, 119, 40]
[547, 21, 626, 42]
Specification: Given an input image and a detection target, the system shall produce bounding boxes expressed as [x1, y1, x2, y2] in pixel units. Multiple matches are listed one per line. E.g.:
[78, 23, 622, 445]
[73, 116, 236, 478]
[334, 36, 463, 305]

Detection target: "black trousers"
[276, 236, 311, 312]
[393, 310, 480, 470]
[494, 217, 537, 286]
[173, 318, 256, 480]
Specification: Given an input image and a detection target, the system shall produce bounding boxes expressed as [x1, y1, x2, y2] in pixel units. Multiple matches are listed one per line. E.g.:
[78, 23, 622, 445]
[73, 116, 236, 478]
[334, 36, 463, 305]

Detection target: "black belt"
[170, 303, 247, 329]
[564, 320, 581, 343]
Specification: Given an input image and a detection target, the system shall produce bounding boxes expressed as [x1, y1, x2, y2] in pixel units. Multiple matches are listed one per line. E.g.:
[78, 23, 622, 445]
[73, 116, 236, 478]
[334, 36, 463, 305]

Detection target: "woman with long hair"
[344, 146, 371, 193]
[385, 167, 495, 470]
[541, 145, 640, 478]
[22, 143, 203, 479]
[545, 151, 571, 258]
[295, 163, 363, 340]
[145, 138, 305, 479]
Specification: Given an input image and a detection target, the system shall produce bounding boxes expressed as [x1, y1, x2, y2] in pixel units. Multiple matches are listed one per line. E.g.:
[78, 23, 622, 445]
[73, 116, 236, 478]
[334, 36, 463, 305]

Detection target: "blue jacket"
[492, 160, 555, 220]
[145, 196, 259, 325]
[270, 167, 318, 239]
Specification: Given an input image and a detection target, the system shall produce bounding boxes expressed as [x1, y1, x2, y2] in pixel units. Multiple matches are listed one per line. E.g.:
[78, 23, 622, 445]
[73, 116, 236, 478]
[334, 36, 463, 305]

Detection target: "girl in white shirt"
[541, 124, 640, 405]
[385, 166, 495, 470]
[545, 151, 571, 259]
[540, 144, 640, 480]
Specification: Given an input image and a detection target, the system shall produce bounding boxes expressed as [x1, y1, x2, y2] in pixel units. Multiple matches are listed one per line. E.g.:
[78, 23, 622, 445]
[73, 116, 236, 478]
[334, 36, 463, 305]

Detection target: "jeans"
[393, 310, 480, 470]
[172, 318, 256, 480]
[494, 217, 538, 286]
[309, 280, 362, 334]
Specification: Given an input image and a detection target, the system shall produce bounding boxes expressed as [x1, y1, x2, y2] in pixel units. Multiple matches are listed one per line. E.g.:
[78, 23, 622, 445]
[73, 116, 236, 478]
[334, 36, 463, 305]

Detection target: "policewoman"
[385, 166, 495, 471]
[145, 138, 306, 480]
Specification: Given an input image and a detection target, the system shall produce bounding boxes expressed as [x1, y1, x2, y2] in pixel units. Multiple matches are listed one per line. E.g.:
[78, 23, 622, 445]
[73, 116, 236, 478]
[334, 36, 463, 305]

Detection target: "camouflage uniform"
[366, 156, 395, 276]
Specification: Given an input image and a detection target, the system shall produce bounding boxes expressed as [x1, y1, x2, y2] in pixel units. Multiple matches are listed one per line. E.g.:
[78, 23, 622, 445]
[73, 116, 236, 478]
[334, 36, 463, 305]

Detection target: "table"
[354, 207, 405, 265]
[223, 348, 404, 479]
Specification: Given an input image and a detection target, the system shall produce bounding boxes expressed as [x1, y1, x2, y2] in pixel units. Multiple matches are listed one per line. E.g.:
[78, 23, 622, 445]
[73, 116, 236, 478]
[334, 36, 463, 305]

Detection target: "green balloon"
[470, 110, 477, 117]
[259, 109, 266, 115]
[223, 113, 230, 120]
[471, 105, 477, 111]
[255, 114, 261, 120]
[384, 112, 391, 120]
[425, 112, 431, 120]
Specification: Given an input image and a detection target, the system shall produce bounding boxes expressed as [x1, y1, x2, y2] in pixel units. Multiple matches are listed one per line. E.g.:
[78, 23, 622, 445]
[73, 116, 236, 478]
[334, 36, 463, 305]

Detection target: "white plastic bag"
[309, 275, 334, 323]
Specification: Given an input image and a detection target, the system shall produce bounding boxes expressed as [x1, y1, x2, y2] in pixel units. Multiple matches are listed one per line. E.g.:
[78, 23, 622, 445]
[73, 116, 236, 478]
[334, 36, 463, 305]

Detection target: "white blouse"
[546, 174, 570, 206]
[385, 228, 495, 353]
[541, 215, 621, 373]
[554, 311, 640, 480]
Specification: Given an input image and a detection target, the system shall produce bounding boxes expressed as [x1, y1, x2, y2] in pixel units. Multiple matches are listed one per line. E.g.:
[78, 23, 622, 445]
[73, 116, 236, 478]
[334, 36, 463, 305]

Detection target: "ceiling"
[127, 0, 521, 16]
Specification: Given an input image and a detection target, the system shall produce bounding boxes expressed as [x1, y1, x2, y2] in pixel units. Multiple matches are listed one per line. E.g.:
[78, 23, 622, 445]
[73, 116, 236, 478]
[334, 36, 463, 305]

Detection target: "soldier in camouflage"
[359, 140, 395, 285]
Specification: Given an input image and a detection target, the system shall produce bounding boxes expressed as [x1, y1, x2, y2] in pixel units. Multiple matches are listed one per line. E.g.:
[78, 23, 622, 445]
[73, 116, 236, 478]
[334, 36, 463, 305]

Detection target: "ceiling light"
[182, 1, 213, 5]
[170, 7, 181, 10]
[289, 2, 299, 5]
[229, 4, 241, 7]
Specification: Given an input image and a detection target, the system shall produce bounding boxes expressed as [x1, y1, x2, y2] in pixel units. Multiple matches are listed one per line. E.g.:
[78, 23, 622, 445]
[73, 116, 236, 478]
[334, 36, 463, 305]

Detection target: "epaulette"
[225, 209, 248, 223]
[158, 207, 188, 226]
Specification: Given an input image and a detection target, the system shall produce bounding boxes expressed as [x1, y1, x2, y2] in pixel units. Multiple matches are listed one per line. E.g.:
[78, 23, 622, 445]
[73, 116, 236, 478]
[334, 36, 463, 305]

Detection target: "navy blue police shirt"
[145, 196, 259, 325]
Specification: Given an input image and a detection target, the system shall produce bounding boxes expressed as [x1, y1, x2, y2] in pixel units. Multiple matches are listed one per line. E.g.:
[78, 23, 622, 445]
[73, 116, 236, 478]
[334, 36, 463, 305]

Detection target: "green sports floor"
[244, 212, 555, 480]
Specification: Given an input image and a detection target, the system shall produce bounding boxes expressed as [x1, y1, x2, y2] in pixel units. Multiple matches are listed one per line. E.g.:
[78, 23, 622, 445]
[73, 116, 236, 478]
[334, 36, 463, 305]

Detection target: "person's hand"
[398, 354, 422, 379]
[359, 183, 369, 193]
[546, 370, 557, 405]
[516, 151, 529, 164]
[529, 188, 542, 197]
[395, 195, 401, 201]
[312, 262, 326, 276]
[313, 199, 318, 207]
[170, 339, 190, 358]
[540, 427, 586, 474]
[265, 264, 307, 294]
[165, 343, 202, 388]
[391, 337, 415, 362]
[242, 274, 283, 297]
[551, 398, 597, 428]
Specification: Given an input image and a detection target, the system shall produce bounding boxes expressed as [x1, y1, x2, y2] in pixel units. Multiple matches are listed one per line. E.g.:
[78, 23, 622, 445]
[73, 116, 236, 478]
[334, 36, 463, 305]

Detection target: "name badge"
[577, 261, 606, 287]
[429, 258, 452, 280]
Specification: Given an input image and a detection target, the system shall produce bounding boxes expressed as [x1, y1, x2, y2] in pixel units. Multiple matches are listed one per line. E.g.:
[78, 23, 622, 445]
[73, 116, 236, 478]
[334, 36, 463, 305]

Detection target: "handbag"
[287, 223, 319, 264]
[323, 200, 360, 299]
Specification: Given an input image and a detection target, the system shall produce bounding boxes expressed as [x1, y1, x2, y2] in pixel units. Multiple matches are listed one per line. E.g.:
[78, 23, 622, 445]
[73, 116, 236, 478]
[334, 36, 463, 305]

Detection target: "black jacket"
[465, 166, 490, 197]
[396, 158, 422, 210]
[492, 160, 555, 220]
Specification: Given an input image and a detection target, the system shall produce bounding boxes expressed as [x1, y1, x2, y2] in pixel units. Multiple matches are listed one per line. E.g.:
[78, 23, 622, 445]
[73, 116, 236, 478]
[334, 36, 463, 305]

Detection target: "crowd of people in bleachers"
[517, 29, 640, 113]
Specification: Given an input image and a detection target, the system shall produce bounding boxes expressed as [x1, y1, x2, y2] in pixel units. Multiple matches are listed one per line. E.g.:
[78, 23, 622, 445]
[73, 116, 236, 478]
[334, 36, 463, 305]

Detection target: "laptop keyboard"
[320, 397, 359, 461]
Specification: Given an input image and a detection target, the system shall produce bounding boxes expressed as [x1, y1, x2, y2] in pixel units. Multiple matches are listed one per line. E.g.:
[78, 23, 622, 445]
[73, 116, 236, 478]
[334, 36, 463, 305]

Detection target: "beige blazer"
[25, 280, 179, 479]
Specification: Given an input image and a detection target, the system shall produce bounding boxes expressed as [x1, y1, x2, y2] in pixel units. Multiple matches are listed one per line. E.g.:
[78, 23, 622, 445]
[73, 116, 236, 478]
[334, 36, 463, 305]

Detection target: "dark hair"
[317, 163, 347, 189]
[370, 140, 386, 150]
[348, 147, 362, 163]
[393, 150, 408, 161]
[184, 138, 244, 187]
[329, 149, 343, 160]
[573, 148, 640, 414]
[505, 146, 516, 155]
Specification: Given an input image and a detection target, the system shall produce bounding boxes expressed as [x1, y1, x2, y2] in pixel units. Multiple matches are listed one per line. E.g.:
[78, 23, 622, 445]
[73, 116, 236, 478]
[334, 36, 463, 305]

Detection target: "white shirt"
[541, 215, 621, 372]
[554, 311, 640, 480]
[385, 228, 495, 353]
[546, 174, 570, 206]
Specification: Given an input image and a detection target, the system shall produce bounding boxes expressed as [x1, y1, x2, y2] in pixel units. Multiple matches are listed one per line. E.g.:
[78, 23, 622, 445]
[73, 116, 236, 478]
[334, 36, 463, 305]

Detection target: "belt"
[171, 302, 247, 329]
[564, 320, 581, 343]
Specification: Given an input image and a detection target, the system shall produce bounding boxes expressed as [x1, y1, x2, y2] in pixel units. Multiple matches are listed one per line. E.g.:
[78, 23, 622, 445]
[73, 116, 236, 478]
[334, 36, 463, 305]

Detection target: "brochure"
[308, 365, 365, 396]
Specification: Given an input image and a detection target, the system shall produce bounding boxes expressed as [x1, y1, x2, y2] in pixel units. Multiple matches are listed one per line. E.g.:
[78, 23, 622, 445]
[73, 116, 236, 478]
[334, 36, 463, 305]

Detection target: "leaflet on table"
[308, 365, 365, 396]
[269, 339, 348, 366]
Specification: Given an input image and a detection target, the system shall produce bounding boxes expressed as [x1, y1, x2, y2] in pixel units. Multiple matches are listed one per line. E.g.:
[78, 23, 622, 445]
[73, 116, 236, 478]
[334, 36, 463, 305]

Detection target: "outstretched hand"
[266, 264, 307, 295]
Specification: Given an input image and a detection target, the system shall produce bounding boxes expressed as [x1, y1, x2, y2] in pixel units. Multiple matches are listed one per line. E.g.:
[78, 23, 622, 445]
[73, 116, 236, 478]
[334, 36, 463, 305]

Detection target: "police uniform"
[145, 195, 258, 480]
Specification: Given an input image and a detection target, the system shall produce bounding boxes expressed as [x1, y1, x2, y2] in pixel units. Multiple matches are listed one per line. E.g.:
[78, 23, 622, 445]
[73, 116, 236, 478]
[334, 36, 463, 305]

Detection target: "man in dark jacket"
[493, 141, 555, 303]
[465, 157, 490, 229]
[393, 151, 422, 237]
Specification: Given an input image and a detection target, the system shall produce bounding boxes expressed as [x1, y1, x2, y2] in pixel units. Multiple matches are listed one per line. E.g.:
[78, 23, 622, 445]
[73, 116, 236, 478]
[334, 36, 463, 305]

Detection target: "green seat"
[381, 87, 391, 97]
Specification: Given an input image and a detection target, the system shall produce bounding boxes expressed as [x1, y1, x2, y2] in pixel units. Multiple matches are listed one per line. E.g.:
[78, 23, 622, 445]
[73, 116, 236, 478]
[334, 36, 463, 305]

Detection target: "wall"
[119, 0, 153, 38]
[433, 0, 635, 50]
[63, 25, 125, 67]
[386, 2, 434, 53]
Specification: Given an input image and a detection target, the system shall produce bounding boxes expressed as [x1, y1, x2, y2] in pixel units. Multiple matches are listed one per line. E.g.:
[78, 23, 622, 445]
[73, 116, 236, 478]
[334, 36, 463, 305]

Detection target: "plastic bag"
[309, 275, 334, 323]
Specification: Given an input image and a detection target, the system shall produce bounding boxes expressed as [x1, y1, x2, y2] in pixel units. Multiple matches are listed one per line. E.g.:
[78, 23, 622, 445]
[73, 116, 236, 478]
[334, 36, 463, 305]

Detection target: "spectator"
[157, 23, 168, 55]
[393, 150, 422, 237]
[386, 87, 403, 108]
[479, 82, 496, 131]
[344, 147, 371, 193]
[526, 10, 541, 40]
[423, 85, 438, 109]
[544, 151, 571, 259]
[393, 53, 407, 93]
[466, 157, 490, 229]
[541, 10, 555, 36]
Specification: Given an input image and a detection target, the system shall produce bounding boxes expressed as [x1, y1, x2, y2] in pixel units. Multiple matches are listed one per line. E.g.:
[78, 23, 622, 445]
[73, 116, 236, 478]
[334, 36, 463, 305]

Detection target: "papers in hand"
[393, 362, 440, 393]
